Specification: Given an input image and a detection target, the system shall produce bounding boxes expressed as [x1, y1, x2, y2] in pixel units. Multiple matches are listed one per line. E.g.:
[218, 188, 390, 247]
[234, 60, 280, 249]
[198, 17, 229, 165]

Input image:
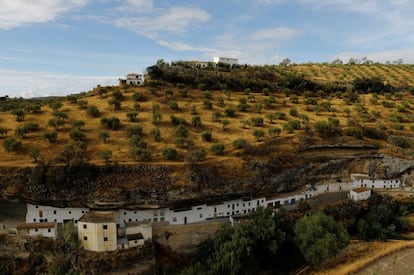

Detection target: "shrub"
[389, 136, 409, 148]
[108, 98, 121, 110]
[170, 115, 186, 125]
[100, 150, 112, 163]
[78, 100, 88, 109]
[225, 108, 236, 117]
[232, 138, 248, 149]
[210, 143, 225, 155]
[100, 117, 120, 130]
[23, 123, 39, 133]
[128, 135, 147, 148]
[3, 137, 22, 152]
[175, 137, 194, 148]
[250, 116, 264, 127]
[126, 112, 138, 122]
[268, 127, 281, 136]
[130, 147, 151, 161]
[185, 148, 207, 162]
[284, 120, 301, 133]
[203, 99, 213, 109]
[274, 112, 287, 120]
[168, 100, 179, 110]
[253, 129, 265, 141]
[11, 109, 25, 121]
[175, 124, 188, 138]
[346, 127, 363, 139]
[86, 105, 100, 117]
[150, 127, 161, 141]
[98, 130, 110, 143]
[112, 90, 123, 101]
[163, 147, 178, 160]
[132, 92, 146, 102]
[126, 125, 143, 137]
[69, 129, 86, 142]
[43, 131, 58, 143]
[191, 115, 202, 128]
[289, 108, 298, 117]
[72, 120, 85, 130]
[201, 131, 212, 142]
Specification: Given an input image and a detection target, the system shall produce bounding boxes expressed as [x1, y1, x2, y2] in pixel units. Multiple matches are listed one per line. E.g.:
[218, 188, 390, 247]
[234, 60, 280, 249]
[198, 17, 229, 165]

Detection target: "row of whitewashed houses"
[18, 174, 402, 252]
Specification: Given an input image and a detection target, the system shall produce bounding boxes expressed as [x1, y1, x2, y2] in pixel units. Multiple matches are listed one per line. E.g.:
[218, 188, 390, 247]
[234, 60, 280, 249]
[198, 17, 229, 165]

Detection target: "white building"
[351, 174, 401, 189]
[213, 57, 238, 66]
[78, 211, 117, 252]
[26, 203, 88, 226]
[349, 187, 371, 201]
[124, 221, 152, 248]
[125, 73, 144, 86]
[17, 222, 58, 238]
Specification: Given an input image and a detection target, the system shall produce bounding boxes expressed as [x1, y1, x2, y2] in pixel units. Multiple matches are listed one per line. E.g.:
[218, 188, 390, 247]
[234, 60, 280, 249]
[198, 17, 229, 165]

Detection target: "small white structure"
[26, 203, 88, 226]
[125, 221, 152, 248]
[213, 57, 238, 66]
[17, 222, 58, 238]
[349, 187, 371, 201]
[78, 211, 117, 252]
[125, 73, 144, 86]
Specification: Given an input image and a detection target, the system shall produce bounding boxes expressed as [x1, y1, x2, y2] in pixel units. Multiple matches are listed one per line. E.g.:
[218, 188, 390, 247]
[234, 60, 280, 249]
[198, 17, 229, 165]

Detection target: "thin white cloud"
[118, 0, 153, 12]
[0, 70, 117, 98]
[114, 6, 210, 39]
[0, 0, 88, 30]
[252, 27, 300, 41]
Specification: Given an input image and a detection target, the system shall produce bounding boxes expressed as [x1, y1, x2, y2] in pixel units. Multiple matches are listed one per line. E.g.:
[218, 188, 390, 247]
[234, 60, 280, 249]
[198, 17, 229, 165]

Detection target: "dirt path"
[356, 248, 414, 275]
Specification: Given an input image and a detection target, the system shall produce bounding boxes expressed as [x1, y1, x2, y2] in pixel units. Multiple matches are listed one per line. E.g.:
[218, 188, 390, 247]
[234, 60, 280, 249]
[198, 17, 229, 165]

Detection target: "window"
[172, 217, 177, 222]
[68, 211, 72, 214]
[82, 211, 85, 213]
[103, 225, 108, 230]
[53, 210, 56, 215]
[35, 228, 38, 232]
[35, 205, 38, 208]
[104, 237, 108, 242]
[84, 236, 87, 241]
[83, 224, 87, 229]
[199, 213, 203, 218]
[33, 218, 36, 222]
[48, 229, 51, 233]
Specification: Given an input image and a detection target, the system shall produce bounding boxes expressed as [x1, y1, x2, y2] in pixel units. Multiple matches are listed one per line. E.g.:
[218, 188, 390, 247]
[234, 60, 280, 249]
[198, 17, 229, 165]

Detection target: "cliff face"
[0, 152, 412, 209]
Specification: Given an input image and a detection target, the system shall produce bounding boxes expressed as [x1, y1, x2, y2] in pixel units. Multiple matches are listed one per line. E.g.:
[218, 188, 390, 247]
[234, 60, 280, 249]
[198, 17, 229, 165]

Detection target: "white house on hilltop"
[119, 73, 145, 86]
[213, 57, 238, 66]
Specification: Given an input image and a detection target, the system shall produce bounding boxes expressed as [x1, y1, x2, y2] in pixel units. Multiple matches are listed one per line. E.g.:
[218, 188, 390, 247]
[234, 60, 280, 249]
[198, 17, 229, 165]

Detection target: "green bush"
[150, 127, 161, 141]
[163, 147, 178, 160]
[192, 115, 202, 128]
[128, 135, 147, 148]
[69, 129, 86, 142]
[232, 138, 248, 149]
[130, 147, 151, 161]
[175, 124, 188, 138]
[268, 127, 281, 136]
[3, 137, 22, 152]
[43, 131, 58, 143]
[389, 135, 409, 148]
[100, 117, 120, 130]
[86, 105, 100, 117]
[185, 148, 207, 162]
[210, 143, 225, 155]
[250, 116, 264, 126]
[201, 130, 212, 142]
[126, 125, 143, 137]
[346, 127, 363, 139]
[170, 115, 186, 125]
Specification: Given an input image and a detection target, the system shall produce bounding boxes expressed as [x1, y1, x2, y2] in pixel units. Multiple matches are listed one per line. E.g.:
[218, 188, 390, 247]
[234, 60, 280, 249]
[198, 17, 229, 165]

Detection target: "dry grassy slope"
[289, 64, 414, 87]
[1, 65, 414, 167]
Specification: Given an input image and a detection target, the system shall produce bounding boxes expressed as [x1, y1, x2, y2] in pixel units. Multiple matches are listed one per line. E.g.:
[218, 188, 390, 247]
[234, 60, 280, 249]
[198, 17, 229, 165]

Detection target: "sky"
[1, 0, 414, 98]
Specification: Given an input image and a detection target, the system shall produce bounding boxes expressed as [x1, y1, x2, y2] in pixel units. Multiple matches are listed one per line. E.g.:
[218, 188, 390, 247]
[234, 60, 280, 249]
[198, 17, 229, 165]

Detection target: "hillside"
[1, 63, 414, 166]
[1, 63, 414, 207]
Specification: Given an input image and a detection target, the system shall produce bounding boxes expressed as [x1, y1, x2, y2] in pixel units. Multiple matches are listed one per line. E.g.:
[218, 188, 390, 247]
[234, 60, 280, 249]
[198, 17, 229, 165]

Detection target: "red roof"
[17, 222, 56, 229]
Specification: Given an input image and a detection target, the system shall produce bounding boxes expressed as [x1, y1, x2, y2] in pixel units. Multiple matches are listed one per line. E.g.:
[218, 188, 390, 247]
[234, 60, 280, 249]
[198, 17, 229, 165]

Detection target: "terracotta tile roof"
[79, 211, 116, 223]
[351, 187, 371, 193]
[17, 222, 56, 229]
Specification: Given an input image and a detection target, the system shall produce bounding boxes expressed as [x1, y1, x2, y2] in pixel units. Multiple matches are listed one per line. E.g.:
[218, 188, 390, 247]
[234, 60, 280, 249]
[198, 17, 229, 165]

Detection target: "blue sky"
[1, 0, 414, 98]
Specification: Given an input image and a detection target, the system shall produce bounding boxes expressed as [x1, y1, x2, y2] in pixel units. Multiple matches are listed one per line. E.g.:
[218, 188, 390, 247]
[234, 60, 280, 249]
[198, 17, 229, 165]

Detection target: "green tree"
[29, 146, 41, 162]
[48, 118, 64, 131]
[100, 117, 120, 130]
[126, 125, 143, 137]
[0, 127, 8, 136]
[191, 115, 202, 128]
[100, 150, 112, 163]
[210, 143, 225, 155]
[3, 137, 22, 152]
[71, 120, 85, 130]
[150, 127, 161, 141]
[69, 128, 86, 142]
[126, 111, 138, 122]
[86, 105, 100, 117]
[43, 131, 58, 143]
[98, 130, 110, 143]
[201, 130, 212, 142]
[49, 101, 62, 111]
[130, 147, 151, 161]
[53, 111, 68, 121]
[175, 124, 188, 137]
[11, 109, 25, 121]
[109, 98, 121, 110]
[63, 220, 79, 248]
[253, 129, 265, 141]
[295, 211, 349, 268]
[222, 119, 230, 131]
[232, 138, 248, 149]
[163, 147, 178, 160]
